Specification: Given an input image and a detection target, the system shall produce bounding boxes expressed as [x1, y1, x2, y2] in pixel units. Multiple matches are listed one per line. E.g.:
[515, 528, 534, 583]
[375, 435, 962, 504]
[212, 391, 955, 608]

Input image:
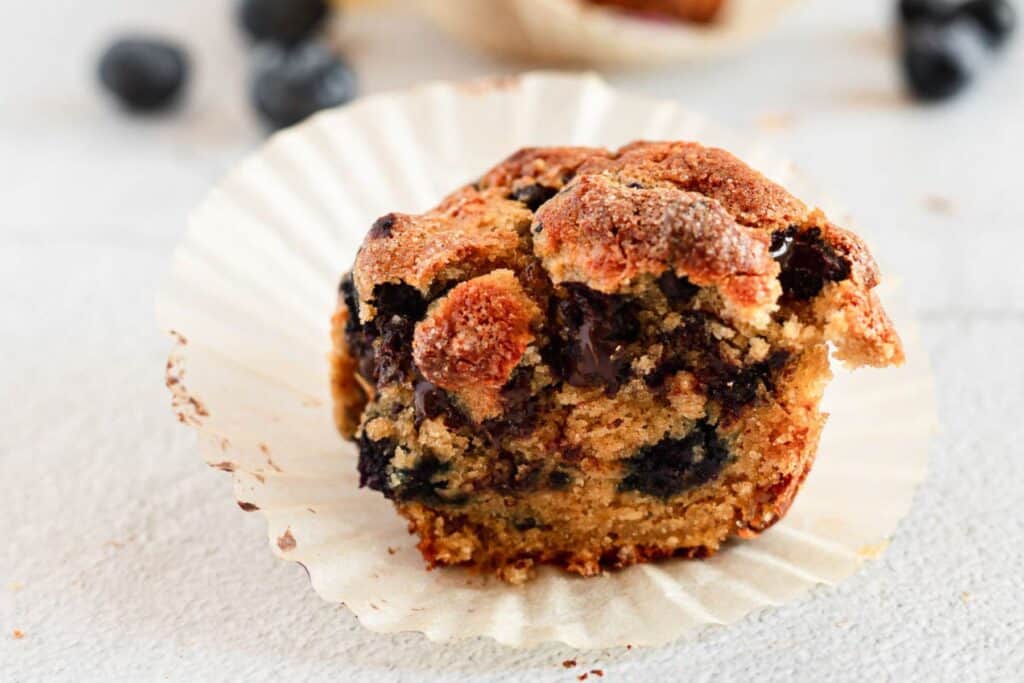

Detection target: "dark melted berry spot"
[481, 366, 542, 442]
[512, 184, 559, 212]
[619, 421, 731, 499]
[356, 435, 395, 497]
[489, 452, 543, 494]
[705, 351, 791, 420]
[513, 517, 538, 531]
[771, 227, 851, 301]
[339, 273, 376, 381]
[372, 282, 427, 319]
[394, 454, 467, 506]
[413, 378, 466, 430]
[341, 276, 429, 388]
[657, 271, 699, 305]
[644, 312, 791, 419]
[426, 279, 459, 301]
[643, 353, 687, 391]
[643, 311, 716, 391]
[517, 259, 554, 304]
[498, 365, 534, 406]
[368, 283, 427, 386]
[769, 229, 794, 260]
[374, 319, 417, 386]
[481, 398, 540, 442]
[339, 272, 360, 322]
[549, 284, 640, 394]
[368, 213, 396, 240]
[548, 470, 572, 490]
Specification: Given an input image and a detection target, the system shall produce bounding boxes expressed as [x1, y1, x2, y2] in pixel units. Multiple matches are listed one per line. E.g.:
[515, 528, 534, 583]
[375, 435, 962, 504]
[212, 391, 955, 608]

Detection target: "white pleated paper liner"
[157, 72, 935, 649]
[413, 0, 801, 66]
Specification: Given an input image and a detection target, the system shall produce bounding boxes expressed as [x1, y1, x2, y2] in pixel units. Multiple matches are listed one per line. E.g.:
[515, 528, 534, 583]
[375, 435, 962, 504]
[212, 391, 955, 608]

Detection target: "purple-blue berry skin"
[99, 37, 189, 112]
[902, 19, 991, 101]
[899, 0, 952, 24]
[239, 0, 330, 45]
[959, 0, 1016, 47]
[251, 42, 357, 130]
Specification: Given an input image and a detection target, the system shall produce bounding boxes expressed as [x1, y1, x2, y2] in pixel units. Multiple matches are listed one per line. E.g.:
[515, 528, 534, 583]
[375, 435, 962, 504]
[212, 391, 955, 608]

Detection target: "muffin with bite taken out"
[330, 141, 903, 584]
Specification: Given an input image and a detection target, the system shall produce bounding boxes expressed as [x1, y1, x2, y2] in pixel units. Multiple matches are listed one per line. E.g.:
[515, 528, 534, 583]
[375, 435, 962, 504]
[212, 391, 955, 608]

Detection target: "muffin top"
[346, 141, 902, 419]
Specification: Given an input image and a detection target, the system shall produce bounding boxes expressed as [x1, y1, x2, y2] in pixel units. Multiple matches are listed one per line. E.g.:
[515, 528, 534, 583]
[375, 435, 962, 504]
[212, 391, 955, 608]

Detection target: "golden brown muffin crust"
[583, 141, 810, 230]
[352, 193, 533, 319]
[413, 270, 541, 421]
[532, 173, 781, 312]
[477, 146, 612, 193]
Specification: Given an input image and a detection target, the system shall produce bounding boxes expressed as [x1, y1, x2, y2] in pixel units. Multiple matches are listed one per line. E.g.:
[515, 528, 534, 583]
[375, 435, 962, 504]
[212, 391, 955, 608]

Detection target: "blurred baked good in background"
[585, 0, 725, 23]
[415, 0, 799, 65]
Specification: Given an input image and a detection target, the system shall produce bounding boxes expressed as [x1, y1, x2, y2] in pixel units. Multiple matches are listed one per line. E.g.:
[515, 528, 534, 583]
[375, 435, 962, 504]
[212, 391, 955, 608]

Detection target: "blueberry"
[251, 42, 357, 130]
[656, 271, 699, 304]
[902, 20, 989, 101]
[547, 470, 572, 490]
[619, 421, 731, 499]
[98, 38, 188, 112]
[395, 455, 467, 506]
[356, 434, 395, 497]
[239, 0, 330, 45]
[899, 0, 951, 24]
[413, 379, 466, 430]
[550, 284, 640, 393]
[770, 227, 850, 301]
[959, 0, 1016, 47]
[511, 184, 558, 212]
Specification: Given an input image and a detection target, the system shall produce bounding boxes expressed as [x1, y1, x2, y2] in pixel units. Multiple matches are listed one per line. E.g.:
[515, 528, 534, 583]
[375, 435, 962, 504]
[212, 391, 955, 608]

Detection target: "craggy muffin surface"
[330, 141, 903, 583]
[585, 0, 726, 23]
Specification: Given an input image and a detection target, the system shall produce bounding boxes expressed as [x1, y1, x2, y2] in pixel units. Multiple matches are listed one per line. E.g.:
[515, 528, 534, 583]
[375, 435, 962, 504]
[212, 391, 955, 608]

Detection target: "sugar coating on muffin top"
[330, 141, 903, 583]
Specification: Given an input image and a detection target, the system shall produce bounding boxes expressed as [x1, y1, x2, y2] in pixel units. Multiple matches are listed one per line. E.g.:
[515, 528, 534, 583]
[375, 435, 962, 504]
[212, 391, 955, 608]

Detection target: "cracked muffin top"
[332, 140, 906, 581]
[349, 140, 902, 381]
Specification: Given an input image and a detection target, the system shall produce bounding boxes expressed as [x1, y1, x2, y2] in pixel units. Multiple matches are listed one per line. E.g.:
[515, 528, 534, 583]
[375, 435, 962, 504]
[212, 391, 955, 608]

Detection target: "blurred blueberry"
[959, 0, 1016, 47]
[239, 0, 330, 45]
[251, 42, 357, 130]
[899, 0, 952, 24]
[98, 37, 189, 112]
[902, 19, 989, 101]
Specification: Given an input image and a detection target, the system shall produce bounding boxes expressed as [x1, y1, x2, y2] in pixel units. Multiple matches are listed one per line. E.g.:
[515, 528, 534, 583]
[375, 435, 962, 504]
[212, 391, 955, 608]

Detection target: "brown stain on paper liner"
[165, 332, 210, 427]
[277, 528, 297, 552]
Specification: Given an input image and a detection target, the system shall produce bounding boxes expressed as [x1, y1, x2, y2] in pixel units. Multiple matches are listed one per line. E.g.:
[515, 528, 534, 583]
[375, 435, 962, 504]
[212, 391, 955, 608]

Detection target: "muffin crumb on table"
[330, 141, 903, 583]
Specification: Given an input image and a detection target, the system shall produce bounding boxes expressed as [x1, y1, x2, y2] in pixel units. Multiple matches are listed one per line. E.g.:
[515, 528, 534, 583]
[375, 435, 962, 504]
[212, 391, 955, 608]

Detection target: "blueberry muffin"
[330, 141, 903, 583]
[585, 0, 725, 23]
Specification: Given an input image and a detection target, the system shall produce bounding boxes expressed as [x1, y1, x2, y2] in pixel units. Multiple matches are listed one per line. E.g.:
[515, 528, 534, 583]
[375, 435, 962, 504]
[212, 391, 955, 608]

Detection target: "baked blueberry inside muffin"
[330, 141, 903, 583]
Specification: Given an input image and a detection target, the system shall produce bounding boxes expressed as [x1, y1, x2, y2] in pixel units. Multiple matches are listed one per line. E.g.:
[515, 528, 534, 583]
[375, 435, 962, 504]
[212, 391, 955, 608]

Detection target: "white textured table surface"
[2, 1, 1023, 681]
